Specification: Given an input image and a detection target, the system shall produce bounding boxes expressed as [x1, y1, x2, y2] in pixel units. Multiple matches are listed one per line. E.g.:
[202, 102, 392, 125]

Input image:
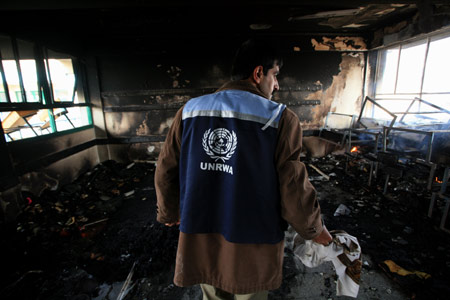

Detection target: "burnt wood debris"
[0, 155, 449, 299]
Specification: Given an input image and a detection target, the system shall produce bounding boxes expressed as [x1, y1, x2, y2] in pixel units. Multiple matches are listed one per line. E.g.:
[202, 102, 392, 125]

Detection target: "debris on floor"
[0, 155, 449, 300]
[0, 160, 180, 300]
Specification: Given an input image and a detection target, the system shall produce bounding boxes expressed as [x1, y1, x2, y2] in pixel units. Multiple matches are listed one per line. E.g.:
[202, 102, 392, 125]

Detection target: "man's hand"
[312, 226, 332, 245]
[165, 221, 180, 227]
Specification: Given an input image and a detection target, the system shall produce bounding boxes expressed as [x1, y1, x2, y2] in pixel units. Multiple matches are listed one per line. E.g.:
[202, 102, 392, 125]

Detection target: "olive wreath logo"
[202, 128, 237, 162]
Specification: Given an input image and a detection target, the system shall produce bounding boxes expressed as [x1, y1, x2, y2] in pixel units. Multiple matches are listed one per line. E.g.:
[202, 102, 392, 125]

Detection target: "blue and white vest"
[179, 89, 286, 244]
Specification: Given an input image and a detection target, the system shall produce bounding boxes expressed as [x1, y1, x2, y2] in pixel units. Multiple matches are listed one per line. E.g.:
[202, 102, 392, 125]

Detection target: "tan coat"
[155, 81, 323, 294]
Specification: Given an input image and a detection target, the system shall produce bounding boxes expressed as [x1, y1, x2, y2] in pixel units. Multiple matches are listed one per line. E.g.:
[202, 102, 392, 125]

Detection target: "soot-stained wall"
[275, 50, 365, 130]
[98, 36, 366, 161]
[99, 50, 234, 162]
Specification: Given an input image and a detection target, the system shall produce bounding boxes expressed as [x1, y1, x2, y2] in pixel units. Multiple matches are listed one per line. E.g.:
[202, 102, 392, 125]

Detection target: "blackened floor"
[1, 156, 449, 300]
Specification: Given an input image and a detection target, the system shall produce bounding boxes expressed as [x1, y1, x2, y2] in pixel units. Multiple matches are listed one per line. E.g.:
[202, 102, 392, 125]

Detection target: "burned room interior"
[1, 1, 450, 299]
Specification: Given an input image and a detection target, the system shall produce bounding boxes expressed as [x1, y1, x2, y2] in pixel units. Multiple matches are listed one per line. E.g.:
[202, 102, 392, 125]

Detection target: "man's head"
[231, 39, 283, 100]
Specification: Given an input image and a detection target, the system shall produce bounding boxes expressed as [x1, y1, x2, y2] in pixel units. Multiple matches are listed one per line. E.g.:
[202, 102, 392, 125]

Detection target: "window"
[48, 59, 75, 102]
[371, 32, 450, 124]
[0, 35, 92, 142]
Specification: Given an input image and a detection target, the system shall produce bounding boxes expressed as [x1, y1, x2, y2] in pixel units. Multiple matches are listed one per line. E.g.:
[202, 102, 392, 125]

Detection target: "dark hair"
[231, 38, 283, 81]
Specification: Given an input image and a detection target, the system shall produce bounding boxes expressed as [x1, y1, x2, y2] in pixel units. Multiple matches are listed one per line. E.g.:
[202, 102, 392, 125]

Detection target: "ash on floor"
[1, 156, 449, 300]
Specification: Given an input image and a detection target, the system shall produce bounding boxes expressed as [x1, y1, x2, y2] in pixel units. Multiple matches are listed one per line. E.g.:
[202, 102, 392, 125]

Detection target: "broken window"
[1, 109, 54, 142]
[53, 107, 90, 132]
[0, 35, 92, 142]
[372, 32, 450, 124]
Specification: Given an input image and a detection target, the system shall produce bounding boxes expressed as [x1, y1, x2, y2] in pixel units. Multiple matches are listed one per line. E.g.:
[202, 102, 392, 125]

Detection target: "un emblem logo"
[202, 128, 237, 162]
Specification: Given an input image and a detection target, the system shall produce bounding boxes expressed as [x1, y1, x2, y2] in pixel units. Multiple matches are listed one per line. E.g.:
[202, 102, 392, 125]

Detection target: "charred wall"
[97, 36, 366, 161]
[98, 50, 231, 162]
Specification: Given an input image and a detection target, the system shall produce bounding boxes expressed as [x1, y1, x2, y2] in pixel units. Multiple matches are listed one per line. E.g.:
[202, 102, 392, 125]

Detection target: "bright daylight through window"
[0, 35, 91, 142]
[371, 32, 450, 125]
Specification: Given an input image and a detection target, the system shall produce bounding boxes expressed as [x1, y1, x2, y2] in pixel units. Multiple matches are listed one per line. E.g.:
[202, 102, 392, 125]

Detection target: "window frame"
[0, 35, 92, 143]
[370, 30, 450, 123]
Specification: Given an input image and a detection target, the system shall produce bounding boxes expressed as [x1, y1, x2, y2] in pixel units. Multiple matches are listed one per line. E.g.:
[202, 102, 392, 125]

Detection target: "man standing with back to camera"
[155, 38, 332, 300]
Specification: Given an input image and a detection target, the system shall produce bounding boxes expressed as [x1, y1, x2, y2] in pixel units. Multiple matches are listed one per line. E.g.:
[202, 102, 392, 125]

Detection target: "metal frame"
[0, 102, 90, 111]
[346, 128, 381, 154]
[356, 96, 397, 132]
[320, 99, 395, 185]
[382, 126, 450, 190]
[43, 47, 55, 104]
[319, 112, 357, 147]
[322, 112, 357, 130]
[396, 97, 450, 124]
[342, 129, 382, 186]
[363, 95, 450, 192]
[382, 126, 450, 164]
[428, 166, 450, 233]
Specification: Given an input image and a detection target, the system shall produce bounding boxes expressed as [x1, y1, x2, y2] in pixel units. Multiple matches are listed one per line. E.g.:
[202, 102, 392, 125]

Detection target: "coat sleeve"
[275, 108, 324, 240]
[155, 107, 183, 224]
